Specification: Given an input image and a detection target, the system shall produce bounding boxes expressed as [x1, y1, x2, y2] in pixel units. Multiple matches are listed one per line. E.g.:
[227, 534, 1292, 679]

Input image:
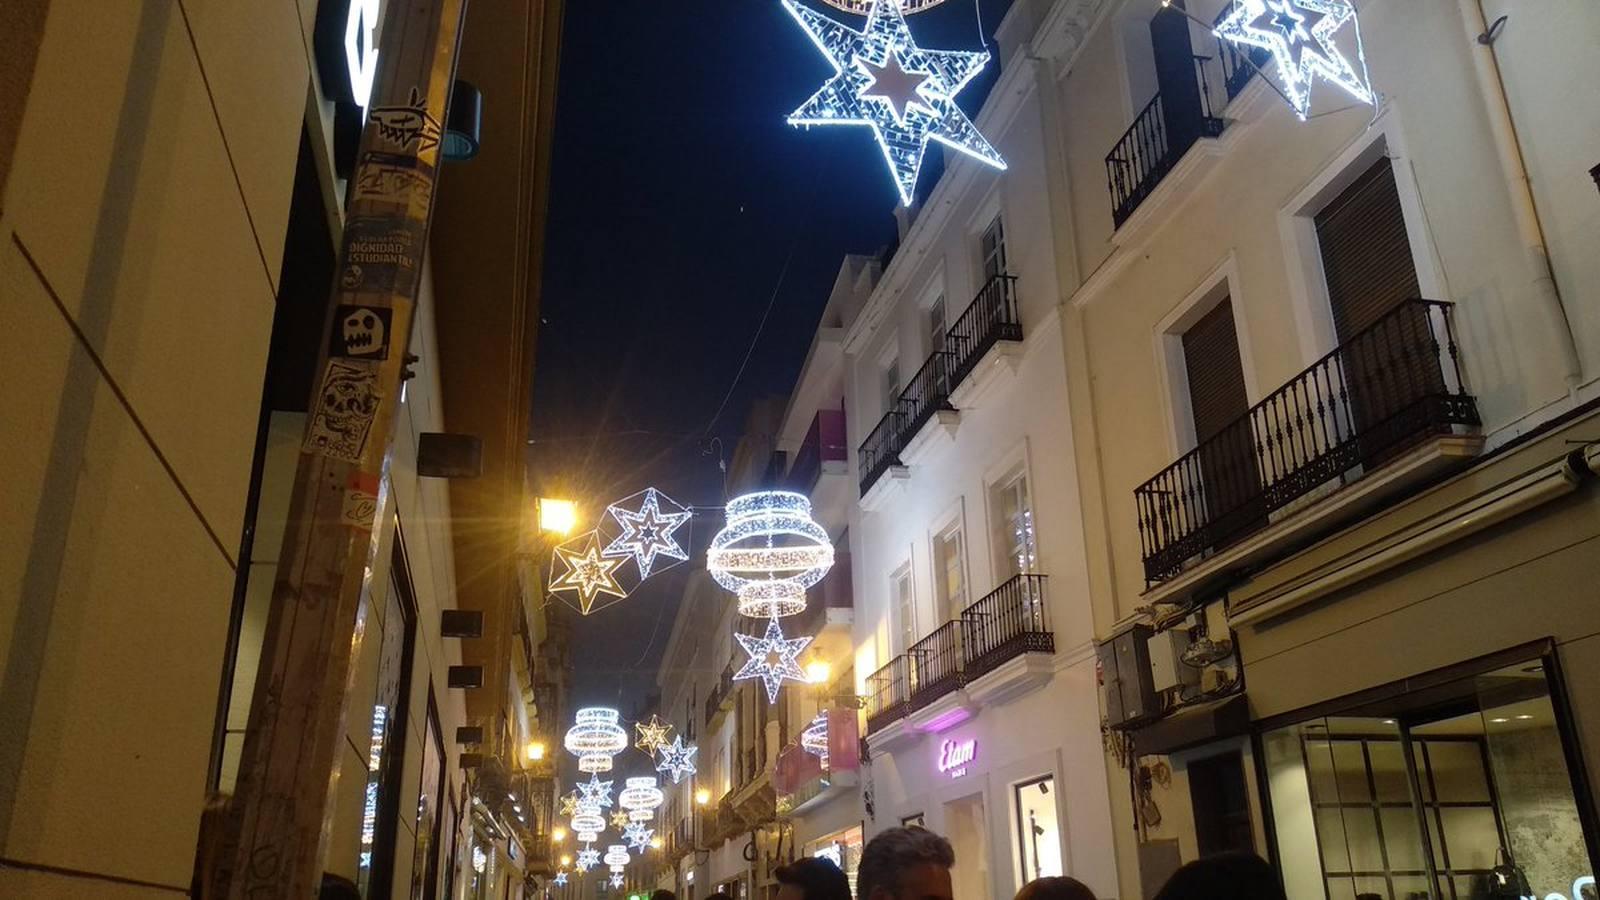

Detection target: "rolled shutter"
[1315, 156, 1420, 342]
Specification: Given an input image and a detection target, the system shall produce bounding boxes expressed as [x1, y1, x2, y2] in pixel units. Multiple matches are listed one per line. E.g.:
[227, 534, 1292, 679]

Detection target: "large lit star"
[655, 736, 698, 784]
[634, 714, 673, 756]
[623, 822, 655, 851]
[1214, 0, 1373, 119]
[576, 847, 600, 872]
[551, 532, 627, 613]
[577, 774, 615, 809]
[734, 617, 813, 704]
[782, 0, 1005, 206]
[603, 488, 691, 578]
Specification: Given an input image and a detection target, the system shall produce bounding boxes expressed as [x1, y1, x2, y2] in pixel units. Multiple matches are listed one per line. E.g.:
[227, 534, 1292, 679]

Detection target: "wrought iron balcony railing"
[703, 661, 734, 730]
[907, 619, 965, 711]
[1106, 55, 1228, 228]
[946, 274, 1022, 389]
[858, 404, 908, 496]
[1213, 6, 1271, 103]
[961, 573, 1053, 681]
[789, 407, 848, 492]
[1135, 299, 1479, 585]
[865, 655, 911, 734]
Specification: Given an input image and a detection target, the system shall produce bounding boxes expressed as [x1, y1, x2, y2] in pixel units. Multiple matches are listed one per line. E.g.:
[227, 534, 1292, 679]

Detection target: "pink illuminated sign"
[936, 738, 976, 777]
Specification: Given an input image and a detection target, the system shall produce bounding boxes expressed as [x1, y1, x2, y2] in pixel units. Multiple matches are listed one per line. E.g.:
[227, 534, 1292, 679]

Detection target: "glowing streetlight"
[552, 826, 567, 843]
[538, 497, 579, 536]
[694, 787, 711, 806]
[805, 659, 831, 684]
[560, 853, 573, 867]
[526, 740, 548, 763]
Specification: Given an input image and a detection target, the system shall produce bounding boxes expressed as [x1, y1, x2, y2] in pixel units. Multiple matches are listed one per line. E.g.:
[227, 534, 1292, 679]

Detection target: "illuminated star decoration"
[559, 791, 581, 818]
[782, 0, 1005, 206]
[603, 488, 691, 579]
[610, 874, 625, 888]
[634, 714, 673, 756]
[655, 735, 699, 784]
[576, 847, 600, 872]
[550, 532, 627, 614]
[623, 822, 655, 851]
[610, 810, 633, 830]
[577, 774, 615, 809]
[735, 617, 814, 704]
[1214, 0, 1373, 120]
[553, 872, 569, 887]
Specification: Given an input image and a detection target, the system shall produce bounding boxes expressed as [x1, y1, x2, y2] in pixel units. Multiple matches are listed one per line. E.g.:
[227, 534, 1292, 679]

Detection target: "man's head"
[775, 856, 852, 900]
[857, 827, 955, 900]
[650, 889, 678, 900]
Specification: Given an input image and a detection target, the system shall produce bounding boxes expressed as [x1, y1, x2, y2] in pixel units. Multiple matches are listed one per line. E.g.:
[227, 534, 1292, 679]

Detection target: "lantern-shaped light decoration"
[603, 844, 631, 872]
[570, 810, 605, 836]
[707, 491, 834, 618]
[565, 707, 628, 773]
[617, 776, 664, 821]
[576, 829, 600, 844]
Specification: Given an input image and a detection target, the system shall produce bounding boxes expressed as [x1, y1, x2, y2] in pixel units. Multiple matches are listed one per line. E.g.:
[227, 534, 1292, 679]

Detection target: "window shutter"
[1315, 156, 1420, 342]
[1182, 298, 1249, 444]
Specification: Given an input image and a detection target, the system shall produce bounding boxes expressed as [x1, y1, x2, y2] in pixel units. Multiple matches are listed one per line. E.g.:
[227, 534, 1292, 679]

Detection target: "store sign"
[936, 738, 976, 778]
[314, 0, 385, 176]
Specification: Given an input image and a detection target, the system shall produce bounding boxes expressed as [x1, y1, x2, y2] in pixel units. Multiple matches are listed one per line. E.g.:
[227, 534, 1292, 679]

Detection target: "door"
[1181, 297, 1262, 545]
[945, 793, 992, 900]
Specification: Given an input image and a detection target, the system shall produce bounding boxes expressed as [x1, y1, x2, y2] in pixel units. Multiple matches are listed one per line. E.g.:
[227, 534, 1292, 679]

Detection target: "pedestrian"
[319, 874, 361, 900]
[1151, 853, 1286, 900]
[775, 856, 852, 900]
[856, 826, 955, 900]
[1015, 875, 1098, 900]
[651, 890, 678, 900]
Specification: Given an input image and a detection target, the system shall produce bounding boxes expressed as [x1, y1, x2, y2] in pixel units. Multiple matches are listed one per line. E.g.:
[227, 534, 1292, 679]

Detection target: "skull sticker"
[305, 360, 383, 463]
[331, 304, 391, 360]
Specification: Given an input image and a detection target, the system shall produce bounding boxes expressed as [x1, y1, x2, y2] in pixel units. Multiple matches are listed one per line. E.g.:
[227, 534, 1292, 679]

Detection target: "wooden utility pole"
[210, 0, 467, 895]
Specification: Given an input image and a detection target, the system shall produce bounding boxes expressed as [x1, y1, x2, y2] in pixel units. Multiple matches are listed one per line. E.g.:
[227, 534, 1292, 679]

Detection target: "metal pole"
[208, 0, 468, 894]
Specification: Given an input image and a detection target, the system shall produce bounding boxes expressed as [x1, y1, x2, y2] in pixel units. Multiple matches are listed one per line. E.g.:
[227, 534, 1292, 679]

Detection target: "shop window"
[1188, 751, 1254, 858]
[357, 552, 419, 897]
[411, 690, 447, 900]
[1261, 656, 1597, 900]
[1015, 776, 1063, 882]
[809, 825, 864, 896]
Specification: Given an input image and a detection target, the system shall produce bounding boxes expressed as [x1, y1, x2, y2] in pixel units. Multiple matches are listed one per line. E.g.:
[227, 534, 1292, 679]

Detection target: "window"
[1015, 776, 1063, 882]
[981, 215, 1008, 281]
[893, 565, 916, 652]
[933, 523, 967, 622]
[883, 358, 901, 414]
[1188, 751, 1254, 858]
[991, 471, 1037, 580]
[358, 551, 418, 897]
[808, 825, 865, 896]
[1180, 297, 1260, 531]
[411, 691, 447, 900]
[928, 295, 948, 353]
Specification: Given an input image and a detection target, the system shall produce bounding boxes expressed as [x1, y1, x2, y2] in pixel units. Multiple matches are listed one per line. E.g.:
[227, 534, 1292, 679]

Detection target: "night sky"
[530, 0, 1012, 723]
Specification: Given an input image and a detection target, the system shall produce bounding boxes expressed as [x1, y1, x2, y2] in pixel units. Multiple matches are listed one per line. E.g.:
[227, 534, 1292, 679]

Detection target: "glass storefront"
[1015, 776, 1063, 883]
[808, 825, 864, 896]
[1262, 657, 1597, 900]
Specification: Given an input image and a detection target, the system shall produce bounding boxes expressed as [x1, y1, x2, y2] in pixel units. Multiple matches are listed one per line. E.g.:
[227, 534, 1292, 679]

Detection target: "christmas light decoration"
[604, 845, 631, 871]
[623, 822, 655, 852]
[603, 488, 691, 579]
[735, 617, 814, 704]
[634, 714, 673, 756]
[618, 776, 664, 819]
[576, 846, 600, 872]
[610, 809, 632, 830]
[550, 531, 628, 614]
[610, 873, 626, 888]
[1214, 0, 1373, 120]
[782, 0, 1005, 206]
[655, 735, 699, 784]
[559, 791, 581, 818]
[566, 708, 629, 774]
[801, 711, 829, 763]
[554, 871, 570, 887]
[571, 811, 606, 836]
[820, 0, 947, 14]
[576, 830, 600, 844]
[707, 491, 835, 618]
[576, 772, 616, 809]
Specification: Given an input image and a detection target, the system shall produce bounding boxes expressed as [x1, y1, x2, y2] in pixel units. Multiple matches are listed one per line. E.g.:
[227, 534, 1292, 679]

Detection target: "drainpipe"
[1458, 0, 1583, 393]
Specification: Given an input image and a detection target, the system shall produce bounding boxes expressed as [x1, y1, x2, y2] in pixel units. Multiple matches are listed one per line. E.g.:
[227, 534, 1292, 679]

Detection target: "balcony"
[790, 553, 852, 637]
[1135, 299, 1480, 586]
[788, 408, 848, 493]
[704, 661, 734, 731]
[1106, 54, 1226, 229]
[859, 274, 1023, 499]
[864, 574, 1054, 739]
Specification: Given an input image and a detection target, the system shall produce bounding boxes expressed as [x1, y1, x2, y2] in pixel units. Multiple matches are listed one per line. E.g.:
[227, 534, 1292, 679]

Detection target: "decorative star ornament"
[634, 714, 673, 756]
[623, 822, 655, 851]
[610, 873, 626, 888]
[559, 791, 581, 818]
[576, 846, 601, 872]
[734, 617, 814, 704]
[610, 809, 633, 830]
[577, 774, 615, 809]
[553, 871, 570, 887]
[782, 0, 1005, 206]
[551, 532, 627, 613]
[1214, 0, 1373, 120]
[655, 735, 699, 784]
[604, 488, 691, 578]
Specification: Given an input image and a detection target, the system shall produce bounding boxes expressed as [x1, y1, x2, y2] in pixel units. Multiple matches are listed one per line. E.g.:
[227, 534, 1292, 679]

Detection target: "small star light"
[734, 617, 814, 704]
[550, 531, 627, 614]
[559, 791, 581, 818]
[1214, 0, 1373, 120]
[576, 847, 601, 872]
[603, 488, 691, 579]
[623, 822, 655, 851]
[655, 735, 699, 784]
[782, 0, 1005, 206]
[577, 773, 615, 809]
[610, 810, 633, 830]
[554, 871, 569, 887]
[634, 714, 673, 756]
[610, 873, 626, 888]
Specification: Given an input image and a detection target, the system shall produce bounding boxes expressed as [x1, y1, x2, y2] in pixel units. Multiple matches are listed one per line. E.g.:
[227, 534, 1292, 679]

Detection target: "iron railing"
[704, 661, 734, 729]
[1106, 56, 1228, 227]
[946, 274, 1022, 389]
[907, 619, 965, 711]
[961, 573, 1053, 681]
[1135, 299, 1478, 584]
[866, 655, 911, 733]
[900, 350, 956, 442]
[858, 405, 907, 495]
[788, 407, 848, 492]
[1213, 6, 1270, 103]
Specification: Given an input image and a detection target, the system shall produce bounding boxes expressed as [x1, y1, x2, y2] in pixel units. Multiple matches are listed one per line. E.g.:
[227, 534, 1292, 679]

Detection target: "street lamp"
[525, 740, 547, 763]
[694, 787, 711, 806]
[804, 659, 831, 685]
[552, 826, 567, 843]
[537, 498, 579, 536]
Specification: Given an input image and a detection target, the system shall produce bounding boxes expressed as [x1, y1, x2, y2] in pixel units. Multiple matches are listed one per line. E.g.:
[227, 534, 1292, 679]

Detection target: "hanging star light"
[559, 791, 581, 818]
[576, 772, 616, 809]
[610, 873, 626, 888]
[707, 491, 835, 618]
[550, 531, 628, 614]
[576, 847, 601, 872]
[566, 708, 629, 773]
[1214, 0, 1372, 120]
[554, 871, 570, 887]
[609, 809, 632, 830]
[735, 617, 814, 704]
[655, 735, 699, 784]
[623, 821, 655, 852]
[782, 0, 1005, 206]
[634, 714, 673, 756]
[603, 488, 691, 579]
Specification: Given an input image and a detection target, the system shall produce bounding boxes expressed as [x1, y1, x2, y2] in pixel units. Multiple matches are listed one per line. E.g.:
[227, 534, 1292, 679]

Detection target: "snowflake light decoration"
[623, 822, 655, 852]
[550, 531, 628, 614]
[655, 735, 699, 784]
[782, 0, 1005, 206]
[576, 847, 600, 872]
[566, 709, 629, 773]
[610, 873, 626, 888]
[576, 772, 616, 809]
[634, 714, 673, 756]
[610, 809, 632, 830]
[559, 791, 581, 818]
[603, 488, 691, 579]
[554, 871, 569, 887]
[1214, 0, 1373, 120]
[734, 617, 814, 704]
[707, 491, 835, 618]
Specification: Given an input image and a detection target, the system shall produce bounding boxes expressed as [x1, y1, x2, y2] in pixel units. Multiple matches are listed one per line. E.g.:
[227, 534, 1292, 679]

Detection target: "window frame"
[892, 563, 917, 653]
[980, 214, 1009, 282]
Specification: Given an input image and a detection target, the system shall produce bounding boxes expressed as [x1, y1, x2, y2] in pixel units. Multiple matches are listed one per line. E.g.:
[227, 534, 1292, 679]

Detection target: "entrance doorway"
[945, 792, 991, 900]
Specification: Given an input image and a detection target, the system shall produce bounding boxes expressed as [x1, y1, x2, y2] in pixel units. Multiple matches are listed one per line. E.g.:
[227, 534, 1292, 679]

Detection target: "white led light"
[553, 872, 569, 886]
[623, 822, 655, 852]
[603, 845, 631, 869]
[734, 617, 814, 704]
[1214, 0, 1373, 120]
[801, 712, 829, 761]
[782, 0, 1005, 207]
[618, 777, 664, 816]
[550, 533, 628, 615]
[610, 873, 626, 888]
[603, 488, 691, 578]
[707, 491, 835, 618]
[566, 709, 628, 773]
[576, 847, 600, 871]
[575, 772, 616, 809]
[343, 0, 380, 110]
[576, 829, 599, 843]
[655, 735, 698, 784]
[570, 811, 605, 835]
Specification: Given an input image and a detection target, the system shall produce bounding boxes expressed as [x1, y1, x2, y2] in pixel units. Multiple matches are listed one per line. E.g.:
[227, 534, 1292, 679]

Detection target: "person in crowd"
[775, 856, 853, 900]
[1152, 853, 1286, 900]
[319, 874, 361, 900]
[1015, 875, 1098, 900]
[856, 826, 955, 900]
[651, 890, 678, 900]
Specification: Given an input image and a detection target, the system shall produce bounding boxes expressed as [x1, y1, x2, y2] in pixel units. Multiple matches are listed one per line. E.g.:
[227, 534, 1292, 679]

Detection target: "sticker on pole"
[342, 471, 381, 529]
[368, 87, 441, 154]
[305, 359, 383, 463]
[330, 304, 391, 360]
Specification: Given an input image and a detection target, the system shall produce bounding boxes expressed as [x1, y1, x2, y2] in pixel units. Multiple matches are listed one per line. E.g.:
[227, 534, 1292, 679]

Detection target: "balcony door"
[1181, 297, 1261, 538]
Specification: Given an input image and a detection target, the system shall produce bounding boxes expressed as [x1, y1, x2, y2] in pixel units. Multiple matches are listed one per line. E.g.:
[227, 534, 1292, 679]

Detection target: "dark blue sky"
[531, 0, 1012, 715]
